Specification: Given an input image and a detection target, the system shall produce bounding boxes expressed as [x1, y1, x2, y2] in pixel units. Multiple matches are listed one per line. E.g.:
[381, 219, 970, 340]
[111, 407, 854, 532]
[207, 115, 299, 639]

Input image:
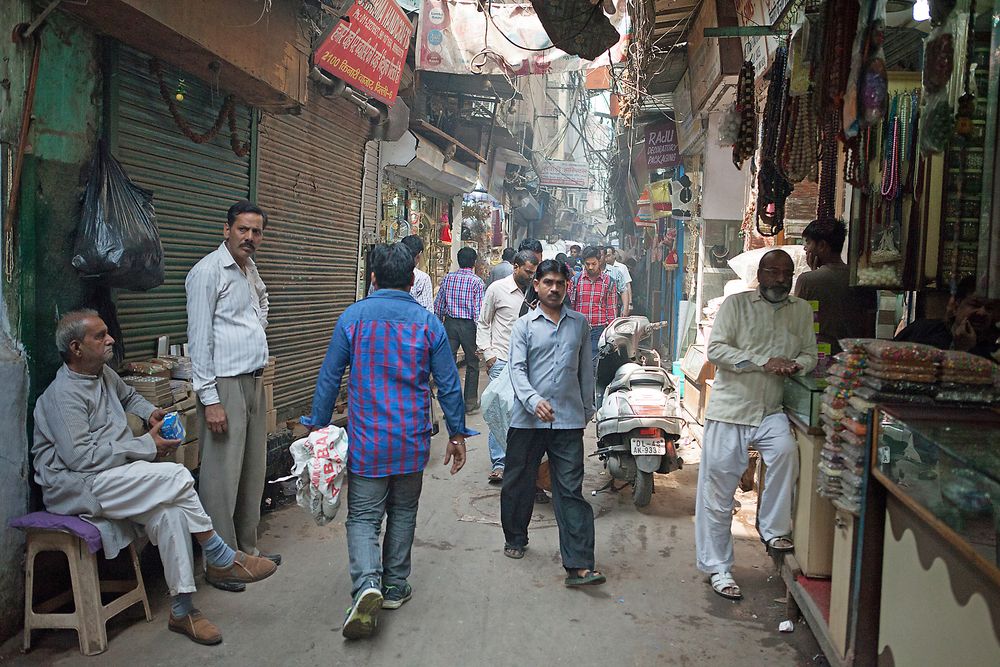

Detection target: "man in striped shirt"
[304, 242, 475, 639]
[186, 200, 278, 587]
[434, 247, 485, 413]
[569, 246, 619, 367]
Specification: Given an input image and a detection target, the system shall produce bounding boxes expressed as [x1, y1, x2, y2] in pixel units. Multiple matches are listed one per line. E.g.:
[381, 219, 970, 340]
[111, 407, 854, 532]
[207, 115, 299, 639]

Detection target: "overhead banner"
[416, 0, 630, 76]
[538, 160, 591, 189]
[314, 0, 413, 106]
[645, 121, 679, 170]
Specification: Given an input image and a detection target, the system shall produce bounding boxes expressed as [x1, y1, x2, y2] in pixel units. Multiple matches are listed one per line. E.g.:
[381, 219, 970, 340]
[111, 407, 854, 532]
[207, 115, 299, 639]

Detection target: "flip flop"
[710, 572, 742, 600]
[503, 545, 525, 559]
[565, 570, 606, 587]
[488, 469, 504, 484]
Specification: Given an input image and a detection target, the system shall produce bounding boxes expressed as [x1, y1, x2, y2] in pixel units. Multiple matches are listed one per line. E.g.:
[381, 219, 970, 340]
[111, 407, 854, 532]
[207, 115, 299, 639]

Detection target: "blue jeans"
[591, 326, 606, 410]
[487, 360, 507, 470]
[345, 470, 423, 598]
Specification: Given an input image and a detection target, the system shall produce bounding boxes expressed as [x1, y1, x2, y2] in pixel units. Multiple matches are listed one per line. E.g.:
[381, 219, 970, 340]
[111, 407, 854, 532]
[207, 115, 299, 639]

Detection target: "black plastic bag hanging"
[71, 142, 164, 290]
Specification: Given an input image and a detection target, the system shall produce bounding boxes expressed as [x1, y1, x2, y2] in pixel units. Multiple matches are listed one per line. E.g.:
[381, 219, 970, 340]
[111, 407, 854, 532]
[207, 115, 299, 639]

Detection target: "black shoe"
[534, 489, 550, 504]
[258, 551, 282, 566]
[381, 583, 412, 610]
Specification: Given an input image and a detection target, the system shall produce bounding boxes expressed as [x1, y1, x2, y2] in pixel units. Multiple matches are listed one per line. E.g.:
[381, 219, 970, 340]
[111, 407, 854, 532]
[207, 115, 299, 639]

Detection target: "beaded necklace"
[881, 96, 900, 200]
[756, 45, 794, 236]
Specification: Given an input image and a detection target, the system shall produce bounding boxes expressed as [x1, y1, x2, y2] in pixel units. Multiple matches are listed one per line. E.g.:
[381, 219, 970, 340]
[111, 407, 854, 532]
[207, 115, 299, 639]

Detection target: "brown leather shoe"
[168, 609, 222, 645]
[205, 551, 277, 588]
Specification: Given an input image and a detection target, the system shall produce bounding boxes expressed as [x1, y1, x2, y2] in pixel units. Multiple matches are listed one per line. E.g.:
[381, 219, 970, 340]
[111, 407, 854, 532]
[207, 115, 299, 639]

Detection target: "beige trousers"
[90, 461, 214, 596]
[197, 374, 267, 553]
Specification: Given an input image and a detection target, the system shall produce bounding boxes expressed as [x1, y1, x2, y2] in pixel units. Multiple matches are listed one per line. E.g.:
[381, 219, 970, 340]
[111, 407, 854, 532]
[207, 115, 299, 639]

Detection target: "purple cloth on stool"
[9, 512, 103, 554]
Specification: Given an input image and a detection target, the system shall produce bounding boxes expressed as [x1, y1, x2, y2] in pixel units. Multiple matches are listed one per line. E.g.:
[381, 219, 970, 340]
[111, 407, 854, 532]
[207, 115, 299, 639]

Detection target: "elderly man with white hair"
[31, 309, 277, 645]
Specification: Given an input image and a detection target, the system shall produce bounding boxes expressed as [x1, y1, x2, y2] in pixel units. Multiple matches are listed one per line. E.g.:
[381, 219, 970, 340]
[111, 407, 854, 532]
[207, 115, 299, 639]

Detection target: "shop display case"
[873, 406, 1000, 572]
[783, 375, 826, 431]
[871, 405, 1000, 665]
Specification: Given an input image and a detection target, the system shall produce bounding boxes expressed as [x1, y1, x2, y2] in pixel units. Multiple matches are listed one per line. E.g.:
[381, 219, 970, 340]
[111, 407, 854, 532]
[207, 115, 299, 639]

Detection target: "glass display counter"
[873, 405, 1000, 572]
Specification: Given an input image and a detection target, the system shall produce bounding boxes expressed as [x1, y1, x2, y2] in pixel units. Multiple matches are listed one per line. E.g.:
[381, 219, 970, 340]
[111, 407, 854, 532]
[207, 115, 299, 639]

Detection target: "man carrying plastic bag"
[289, 426, 349, 526]
[302, 243, 476, 641]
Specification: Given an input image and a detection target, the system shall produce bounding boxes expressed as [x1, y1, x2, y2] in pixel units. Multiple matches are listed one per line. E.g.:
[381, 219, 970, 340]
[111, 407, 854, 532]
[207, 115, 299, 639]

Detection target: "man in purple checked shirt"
[434, 246, 486, 413]
[303, 242, 477, 640]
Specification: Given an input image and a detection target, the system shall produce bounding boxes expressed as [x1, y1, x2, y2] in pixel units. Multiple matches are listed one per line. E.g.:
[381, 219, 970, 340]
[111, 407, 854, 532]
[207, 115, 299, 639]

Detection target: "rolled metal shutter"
[255, 92, 366, 419]
[112, 46, 252, 361]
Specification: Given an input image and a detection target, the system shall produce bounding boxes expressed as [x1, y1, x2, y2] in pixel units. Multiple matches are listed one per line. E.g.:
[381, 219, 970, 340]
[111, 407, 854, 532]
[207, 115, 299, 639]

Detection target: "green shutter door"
[111, 45, 253, 361]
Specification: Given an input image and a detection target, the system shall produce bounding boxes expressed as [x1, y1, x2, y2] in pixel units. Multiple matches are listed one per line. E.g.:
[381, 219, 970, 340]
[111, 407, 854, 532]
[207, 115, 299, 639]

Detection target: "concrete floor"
[1, 394, 824, 666]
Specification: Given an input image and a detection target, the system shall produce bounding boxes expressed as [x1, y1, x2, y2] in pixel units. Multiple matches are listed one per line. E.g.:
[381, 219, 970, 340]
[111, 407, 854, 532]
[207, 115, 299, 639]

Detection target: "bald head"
[758, 250, 794, 303]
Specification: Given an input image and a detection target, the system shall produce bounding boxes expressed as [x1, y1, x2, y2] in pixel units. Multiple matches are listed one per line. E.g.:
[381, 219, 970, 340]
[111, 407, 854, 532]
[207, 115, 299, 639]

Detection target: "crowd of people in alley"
[30, 200, 1000, 647]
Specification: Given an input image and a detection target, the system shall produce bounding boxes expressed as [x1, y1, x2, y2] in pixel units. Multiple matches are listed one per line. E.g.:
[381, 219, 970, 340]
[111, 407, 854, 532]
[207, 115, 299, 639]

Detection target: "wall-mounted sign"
[686, 0, 742, 113]
[645, 120, 679, 169]
[538, 160, 591, 189]
[314, 0, 413, 106]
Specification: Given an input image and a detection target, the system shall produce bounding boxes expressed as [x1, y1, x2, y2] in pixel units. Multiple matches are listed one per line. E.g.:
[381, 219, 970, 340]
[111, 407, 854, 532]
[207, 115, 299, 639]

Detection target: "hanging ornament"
[756, 46, 793, 236]
[732, 61, 758, 169]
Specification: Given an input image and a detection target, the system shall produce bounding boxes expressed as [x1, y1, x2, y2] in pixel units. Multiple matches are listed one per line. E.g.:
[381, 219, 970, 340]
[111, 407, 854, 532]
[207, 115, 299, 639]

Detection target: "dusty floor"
[1, 396, 824, 666]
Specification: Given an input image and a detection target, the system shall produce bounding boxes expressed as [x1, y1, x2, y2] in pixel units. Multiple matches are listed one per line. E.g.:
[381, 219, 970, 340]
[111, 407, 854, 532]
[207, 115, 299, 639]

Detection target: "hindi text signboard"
[314, 0, 413, 106]
[538, 160, 591, 189]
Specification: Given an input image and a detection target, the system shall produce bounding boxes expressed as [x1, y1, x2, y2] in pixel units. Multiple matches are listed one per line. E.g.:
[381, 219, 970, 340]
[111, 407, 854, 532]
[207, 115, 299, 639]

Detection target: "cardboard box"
[183, 440, 200, 470]
[178, 408, 200, 443]
[264, 384, 274, 412]
[790, 421, 835, 577]
[266, 409, 277, 434]
[829, 509, 857, 659]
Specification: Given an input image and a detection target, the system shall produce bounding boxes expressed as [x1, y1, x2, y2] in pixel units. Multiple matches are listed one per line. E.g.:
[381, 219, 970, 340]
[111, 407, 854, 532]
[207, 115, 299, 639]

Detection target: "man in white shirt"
[185, 200, 278, 589]
[488, 248, 516, 286]
[602, 246, 631, 317]
[476, 250, 538, 482]
[367, 235, 433, 311]
[697, 249, 817, 601]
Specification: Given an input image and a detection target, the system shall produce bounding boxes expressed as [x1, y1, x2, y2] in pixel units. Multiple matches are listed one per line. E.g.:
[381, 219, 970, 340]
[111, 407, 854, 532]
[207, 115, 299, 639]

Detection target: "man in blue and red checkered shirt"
[304, 242, 476, 640]
[434, 246, 486, 413]
[569, 246, 619, 368]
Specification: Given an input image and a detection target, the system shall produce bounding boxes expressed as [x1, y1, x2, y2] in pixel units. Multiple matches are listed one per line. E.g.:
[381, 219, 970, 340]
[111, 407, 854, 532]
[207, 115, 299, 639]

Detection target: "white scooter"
[591, 317, 684, 508]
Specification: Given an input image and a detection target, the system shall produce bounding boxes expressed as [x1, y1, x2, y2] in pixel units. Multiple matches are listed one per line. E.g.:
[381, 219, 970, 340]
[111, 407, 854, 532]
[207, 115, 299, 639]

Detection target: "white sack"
[289, 425, 349, 526]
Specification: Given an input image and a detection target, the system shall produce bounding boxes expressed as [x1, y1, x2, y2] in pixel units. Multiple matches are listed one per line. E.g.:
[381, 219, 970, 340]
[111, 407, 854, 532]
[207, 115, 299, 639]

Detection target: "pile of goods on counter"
[122, 355, 280, 472]
[817, 339, 1000, 515]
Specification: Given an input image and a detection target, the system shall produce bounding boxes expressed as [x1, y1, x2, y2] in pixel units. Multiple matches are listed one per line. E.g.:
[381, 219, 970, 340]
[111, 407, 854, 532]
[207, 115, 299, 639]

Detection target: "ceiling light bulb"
[913, 0, 931, 21]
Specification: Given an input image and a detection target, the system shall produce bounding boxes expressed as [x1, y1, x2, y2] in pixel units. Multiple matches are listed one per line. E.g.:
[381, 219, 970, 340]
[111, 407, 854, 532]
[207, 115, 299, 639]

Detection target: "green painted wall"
[17, 9, 101, 397]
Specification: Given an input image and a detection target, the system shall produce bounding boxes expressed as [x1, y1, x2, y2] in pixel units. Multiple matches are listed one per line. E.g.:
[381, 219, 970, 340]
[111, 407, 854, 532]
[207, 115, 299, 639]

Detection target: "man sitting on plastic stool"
[31, 310, 277, 646]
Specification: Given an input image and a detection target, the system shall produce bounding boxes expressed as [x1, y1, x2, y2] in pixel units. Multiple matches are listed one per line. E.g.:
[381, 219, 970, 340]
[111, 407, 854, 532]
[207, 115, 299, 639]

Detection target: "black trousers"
[444, 316, 480, 408]
[500, 428, 595, 571]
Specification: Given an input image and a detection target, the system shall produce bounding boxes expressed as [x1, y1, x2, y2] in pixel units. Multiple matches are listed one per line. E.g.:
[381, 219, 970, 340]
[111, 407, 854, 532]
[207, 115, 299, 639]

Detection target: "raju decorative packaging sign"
[645, 121, 679, 169]
[314, 0, 413, 106]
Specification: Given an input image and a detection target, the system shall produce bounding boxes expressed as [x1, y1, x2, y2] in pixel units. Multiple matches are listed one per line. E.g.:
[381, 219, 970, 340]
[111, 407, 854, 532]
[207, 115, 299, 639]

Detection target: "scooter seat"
[607, 363, 671, 394]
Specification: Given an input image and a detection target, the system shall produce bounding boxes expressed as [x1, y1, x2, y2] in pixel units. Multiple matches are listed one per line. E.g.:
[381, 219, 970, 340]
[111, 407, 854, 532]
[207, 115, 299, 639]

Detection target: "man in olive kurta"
[31, 310, 277, 645]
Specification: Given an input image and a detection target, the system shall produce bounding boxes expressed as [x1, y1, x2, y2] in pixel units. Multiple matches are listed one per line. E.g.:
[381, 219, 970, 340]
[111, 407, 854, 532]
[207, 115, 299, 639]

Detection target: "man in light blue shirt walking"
[500, 260, 605, 587]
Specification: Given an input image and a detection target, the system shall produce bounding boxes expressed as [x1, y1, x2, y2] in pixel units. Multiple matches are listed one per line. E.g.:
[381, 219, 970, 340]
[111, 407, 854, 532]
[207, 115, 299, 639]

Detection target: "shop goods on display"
[817, 339, 999, 515]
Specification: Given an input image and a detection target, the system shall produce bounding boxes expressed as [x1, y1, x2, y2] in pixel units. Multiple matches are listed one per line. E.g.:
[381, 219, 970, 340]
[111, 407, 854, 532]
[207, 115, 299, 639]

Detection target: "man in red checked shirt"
[569, 246, 619, 375]
[435, 246, 486, 413]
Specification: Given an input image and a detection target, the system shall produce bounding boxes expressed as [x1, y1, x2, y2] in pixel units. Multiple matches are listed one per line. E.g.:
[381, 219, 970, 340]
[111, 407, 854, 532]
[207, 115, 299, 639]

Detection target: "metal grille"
[255, 91, 367, 420]
[112, 45, 252, 362]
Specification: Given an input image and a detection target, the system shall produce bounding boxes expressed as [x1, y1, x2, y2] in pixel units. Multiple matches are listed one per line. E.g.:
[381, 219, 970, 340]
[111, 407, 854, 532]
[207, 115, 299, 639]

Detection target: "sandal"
[710, 572, 742, 600]
[503, 545, 525, 559]
[766, 536, 794, 552]
[564, 569, 606, 587]
[488, 469, 504, 484]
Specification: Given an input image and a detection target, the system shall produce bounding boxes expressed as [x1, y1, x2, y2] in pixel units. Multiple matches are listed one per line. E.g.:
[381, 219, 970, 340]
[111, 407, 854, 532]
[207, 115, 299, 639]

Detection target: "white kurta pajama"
[32, 365, 214, 596]
[696, 290, 817, 575]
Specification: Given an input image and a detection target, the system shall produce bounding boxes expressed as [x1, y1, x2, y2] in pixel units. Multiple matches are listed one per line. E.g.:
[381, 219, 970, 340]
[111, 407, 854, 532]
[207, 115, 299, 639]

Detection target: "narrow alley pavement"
[2, 374, 822, 667]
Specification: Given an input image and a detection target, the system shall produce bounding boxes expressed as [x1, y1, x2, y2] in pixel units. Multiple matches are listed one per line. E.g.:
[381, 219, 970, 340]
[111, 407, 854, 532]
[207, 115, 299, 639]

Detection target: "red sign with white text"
[314, 0, 413, 106]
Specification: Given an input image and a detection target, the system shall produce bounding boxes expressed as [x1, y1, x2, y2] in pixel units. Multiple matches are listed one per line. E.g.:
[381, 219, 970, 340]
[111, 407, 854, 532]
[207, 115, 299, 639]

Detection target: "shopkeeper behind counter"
[895, 275, 1000, 359]
[793, 218, 876, 354]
